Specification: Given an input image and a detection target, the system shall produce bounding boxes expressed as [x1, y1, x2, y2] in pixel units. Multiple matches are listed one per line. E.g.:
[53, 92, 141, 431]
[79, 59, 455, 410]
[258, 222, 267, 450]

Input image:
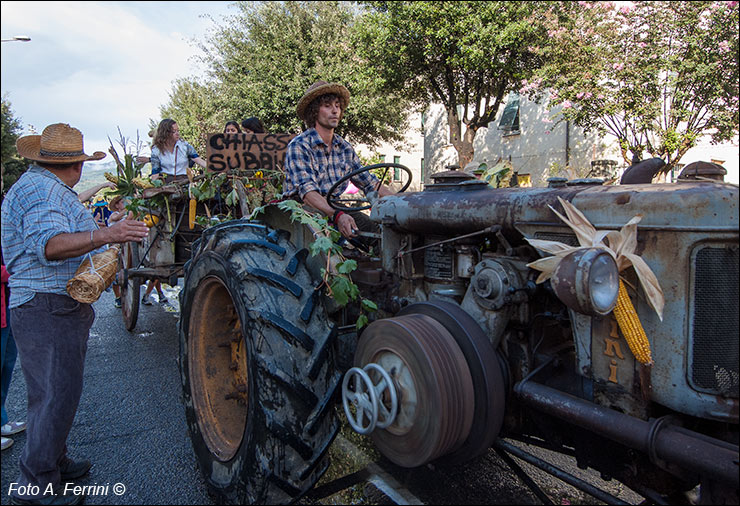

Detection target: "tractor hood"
[371, 181, 739, 235]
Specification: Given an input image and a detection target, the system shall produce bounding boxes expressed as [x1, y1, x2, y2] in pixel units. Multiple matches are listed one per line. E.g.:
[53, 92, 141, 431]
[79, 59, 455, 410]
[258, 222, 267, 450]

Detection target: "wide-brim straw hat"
[108, 195, 124, 211]
[16, 123, 106, 164]
[296, 81, 350, 121]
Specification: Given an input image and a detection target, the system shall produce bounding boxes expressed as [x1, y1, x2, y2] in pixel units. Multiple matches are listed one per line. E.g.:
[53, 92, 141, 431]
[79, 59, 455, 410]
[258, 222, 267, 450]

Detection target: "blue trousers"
[1, 309, 18, 426]
[10, 293, 94, 499]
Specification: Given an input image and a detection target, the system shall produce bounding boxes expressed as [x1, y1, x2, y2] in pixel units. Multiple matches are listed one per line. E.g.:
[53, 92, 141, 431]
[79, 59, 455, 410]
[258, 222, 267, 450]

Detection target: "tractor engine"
[341, 174, 738, 500]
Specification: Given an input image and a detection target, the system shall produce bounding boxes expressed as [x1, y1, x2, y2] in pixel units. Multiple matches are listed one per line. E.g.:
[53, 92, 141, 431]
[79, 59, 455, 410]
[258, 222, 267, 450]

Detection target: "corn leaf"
[622, 253, 665, 320]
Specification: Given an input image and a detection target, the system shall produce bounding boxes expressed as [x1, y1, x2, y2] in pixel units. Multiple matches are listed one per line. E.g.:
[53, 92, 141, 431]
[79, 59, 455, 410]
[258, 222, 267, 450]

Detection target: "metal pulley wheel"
[353, 313, 475, 468]
[342, 363, 399, 434]
[398, 301, 506, 464]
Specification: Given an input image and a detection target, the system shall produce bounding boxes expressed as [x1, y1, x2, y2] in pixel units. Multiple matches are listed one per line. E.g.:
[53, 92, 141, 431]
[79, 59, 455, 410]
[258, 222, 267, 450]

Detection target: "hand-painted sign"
[206, 133, 295, 172]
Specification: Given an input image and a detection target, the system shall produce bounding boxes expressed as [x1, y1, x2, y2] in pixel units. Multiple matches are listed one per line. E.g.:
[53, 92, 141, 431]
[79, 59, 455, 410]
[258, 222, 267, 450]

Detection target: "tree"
[533, 1, 739, 172]
[1, 94, 26, 193]
[162, 1, 412, 150]
[159, 78, 223, 156]
[355, 1, 551, 168]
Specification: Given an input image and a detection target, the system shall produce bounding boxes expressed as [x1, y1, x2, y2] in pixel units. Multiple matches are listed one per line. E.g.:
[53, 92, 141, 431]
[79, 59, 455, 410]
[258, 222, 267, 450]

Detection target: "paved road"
[1, 285, 211, 505]
[2, 285, 643, 505]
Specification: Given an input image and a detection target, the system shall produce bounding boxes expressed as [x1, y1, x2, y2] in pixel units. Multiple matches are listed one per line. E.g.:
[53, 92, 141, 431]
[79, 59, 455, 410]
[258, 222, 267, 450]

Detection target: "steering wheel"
[326, 163, 413, 211]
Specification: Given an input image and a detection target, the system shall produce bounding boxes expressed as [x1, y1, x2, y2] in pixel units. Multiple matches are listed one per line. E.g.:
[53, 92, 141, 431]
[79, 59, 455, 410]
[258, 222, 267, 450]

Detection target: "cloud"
[1, 1, 233, 155]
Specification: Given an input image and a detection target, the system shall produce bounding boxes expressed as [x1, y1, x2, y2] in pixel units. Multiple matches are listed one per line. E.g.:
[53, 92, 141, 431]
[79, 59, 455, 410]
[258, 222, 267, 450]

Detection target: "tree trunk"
[447, 107, 475, 169]
[455, 126, 476, 169]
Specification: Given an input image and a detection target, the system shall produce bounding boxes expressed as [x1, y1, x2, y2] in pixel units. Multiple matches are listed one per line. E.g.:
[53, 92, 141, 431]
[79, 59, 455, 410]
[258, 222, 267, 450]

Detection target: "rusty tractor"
[177, 163, 738, 504]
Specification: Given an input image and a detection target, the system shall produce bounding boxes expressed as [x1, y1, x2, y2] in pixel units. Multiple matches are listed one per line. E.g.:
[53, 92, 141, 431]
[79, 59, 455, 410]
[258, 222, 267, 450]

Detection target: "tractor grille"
[690, 244, 739, 398]
[533, 232, 579, 247]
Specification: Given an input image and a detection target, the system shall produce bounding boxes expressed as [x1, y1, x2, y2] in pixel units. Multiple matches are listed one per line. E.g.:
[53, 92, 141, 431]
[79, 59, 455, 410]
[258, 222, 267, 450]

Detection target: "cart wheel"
[119, 241, 141, 331]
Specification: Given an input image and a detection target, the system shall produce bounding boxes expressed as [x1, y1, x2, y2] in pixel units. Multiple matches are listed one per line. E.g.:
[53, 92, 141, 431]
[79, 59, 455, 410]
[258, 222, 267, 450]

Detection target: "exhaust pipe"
[514, 380, 739, 487]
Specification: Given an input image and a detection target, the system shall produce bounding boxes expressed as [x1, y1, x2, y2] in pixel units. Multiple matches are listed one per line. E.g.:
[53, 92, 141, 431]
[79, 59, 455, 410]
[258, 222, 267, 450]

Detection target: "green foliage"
[533, 1, 739, 172]
[355, 1, 551, 166]
[106, 134, 144, 199]
[190, 173, 227, 201]
[480, 160, 514, 188]
[1, 94, 27, 193]
[165, 1, 412, 151]
[270, 200, 377, 329]
[158, 78, 223, 156]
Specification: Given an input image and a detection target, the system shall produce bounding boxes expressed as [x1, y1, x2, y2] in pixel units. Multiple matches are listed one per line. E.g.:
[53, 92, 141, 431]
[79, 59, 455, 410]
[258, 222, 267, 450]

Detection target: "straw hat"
[16, 123, 105, 164]
[296, 81, 350, 121]
[108, 195, 125, 211]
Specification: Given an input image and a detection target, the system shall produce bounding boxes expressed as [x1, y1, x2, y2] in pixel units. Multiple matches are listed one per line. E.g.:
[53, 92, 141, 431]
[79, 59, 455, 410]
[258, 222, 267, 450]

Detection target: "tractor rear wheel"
[179, 221, 340, 504]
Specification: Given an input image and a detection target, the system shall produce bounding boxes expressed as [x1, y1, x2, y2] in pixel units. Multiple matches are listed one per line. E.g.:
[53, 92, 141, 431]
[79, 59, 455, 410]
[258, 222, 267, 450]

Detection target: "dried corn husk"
[66, 245, 121, 303]
[526, 197, 664, 320]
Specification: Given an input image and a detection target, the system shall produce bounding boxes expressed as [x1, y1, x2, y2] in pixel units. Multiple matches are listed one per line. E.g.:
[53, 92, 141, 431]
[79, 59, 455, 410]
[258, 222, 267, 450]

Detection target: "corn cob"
[614, 279, 653, 365]
[189, 198, 197, 229]
[104, 172, 119, 184]
[132, 177, 154, 189]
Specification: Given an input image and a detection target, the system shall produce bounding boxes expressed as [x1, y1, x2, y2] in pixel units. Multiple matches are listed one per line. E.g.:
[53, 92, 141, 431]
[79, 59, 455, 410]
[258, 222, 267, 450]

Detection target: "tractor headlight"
[550, 248, 619, 316]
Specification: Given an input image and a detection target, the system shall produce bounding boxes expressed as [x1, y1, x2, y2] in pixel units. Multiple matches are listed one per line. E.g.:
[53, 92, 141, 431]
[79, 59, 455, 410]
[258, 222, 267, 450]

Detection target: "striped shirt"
[1, 165, 105, 308]
[283, 128, 378, 200]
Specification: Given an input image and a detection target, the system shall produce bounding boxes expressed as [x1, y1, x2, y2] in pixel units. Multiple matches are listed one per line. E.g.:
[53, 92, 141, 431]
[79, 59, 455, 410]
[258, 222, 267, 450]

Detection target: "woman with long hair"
[150, 119, 207, 181]
[224, 121, 241, 134]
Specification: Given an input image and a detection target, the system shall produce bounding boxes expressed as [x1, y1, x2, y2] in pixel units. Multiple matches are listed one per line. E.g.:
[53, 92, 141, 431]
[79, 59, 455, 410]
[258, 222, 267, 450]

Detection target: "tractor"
[177, 163, 738, 504]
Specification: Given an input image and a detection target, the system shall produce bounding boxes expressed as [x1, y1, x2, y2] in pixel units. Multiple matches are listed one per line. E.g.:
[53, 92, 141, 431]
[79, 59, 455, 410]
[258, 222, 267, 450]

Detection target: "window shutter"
[498, 93, 521, 132]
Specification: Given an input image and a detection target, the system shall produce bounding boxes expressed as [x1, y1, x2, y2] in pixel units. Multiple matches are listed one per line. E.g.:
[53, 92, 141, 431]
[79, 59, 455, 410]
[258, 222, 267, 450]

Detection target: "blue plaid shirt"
[283, 128, 379, 200]
[1, 165, 105, 308]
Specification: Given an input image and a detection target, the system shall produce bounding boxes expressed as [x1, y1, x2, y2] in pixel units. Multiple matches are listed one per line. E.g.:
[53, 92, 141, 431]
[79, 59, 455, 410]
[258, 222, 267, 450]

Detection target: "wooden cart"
[115, 132, 294, 330]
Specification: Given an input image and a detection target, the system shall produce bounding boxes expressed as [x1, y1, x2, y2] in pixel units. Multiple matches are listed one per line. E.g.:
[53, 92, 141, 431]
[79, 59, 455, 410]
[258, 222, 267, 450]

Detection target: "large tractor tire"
[179, 221, 341, 504]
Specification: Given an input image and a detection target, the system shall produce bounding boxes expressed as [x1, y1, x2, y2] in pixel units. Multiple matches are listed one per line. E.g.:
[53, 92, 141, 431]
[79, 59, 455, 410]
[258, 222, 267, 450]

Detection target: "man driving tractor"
[283, 81, 396, 241]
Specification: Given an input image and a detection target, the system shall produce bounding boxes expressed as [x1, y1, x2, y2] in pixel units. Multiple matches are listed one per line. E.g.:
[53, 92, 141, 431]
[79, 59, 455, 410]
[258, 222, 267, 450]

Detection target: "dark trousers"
[10, 293, 94, 499]
[2, 309, 18, 426]
[343, 209, 379, 251]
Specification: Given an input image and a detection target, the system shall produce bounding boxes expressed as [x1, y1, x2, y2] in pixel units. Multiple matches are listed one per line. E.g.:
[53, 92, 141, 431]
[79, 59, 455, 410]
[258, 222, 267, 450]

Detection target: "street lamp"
[1, 35, 31, 42]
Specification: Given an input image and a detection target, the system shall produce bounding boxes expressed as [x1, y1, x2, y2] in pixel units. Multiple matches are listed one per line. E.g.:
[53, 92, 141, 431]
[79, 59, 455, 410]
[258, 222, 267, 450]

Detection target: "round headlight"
[588, 252, 620, 314]
[550, 248, 619, 316]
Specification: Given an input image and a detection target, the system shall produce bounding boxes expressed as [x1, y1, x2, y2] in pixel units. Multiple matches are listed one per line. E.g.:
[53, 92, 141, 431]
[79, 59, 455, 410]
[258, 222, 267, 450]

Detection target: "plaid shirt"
[283, 128, 378, 200]
[1, 165, 105, 308]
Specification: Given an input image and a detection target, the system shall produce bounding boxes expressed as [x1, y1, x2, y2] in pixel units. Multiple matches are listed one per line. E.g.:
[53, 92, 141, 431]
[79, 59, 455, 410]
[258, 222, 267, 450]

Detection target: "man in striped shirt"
[283, 81, 394, 241]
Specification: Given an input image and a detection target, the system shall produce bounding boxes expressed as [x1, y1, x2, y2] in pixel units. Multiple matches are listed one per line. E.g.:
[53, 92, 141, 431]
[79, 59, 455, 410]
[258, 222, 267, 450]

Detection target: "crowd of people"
[0, 81, 392, 504]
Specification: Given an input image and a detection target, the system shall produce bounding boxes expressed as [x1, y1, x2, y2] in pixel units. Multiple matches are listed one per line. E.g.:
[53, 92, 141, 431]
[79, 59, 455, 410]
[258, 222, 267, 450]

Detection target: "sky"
[1, 1, 237, 165]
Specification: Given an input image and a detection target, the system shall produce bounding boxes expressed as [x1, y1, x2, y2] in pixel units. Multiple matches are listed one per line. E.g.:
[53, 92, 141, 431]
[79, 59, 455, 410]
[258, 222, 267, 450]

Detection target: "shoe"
[11, 491, 84, 505]
[141, 295, 153, 306]
[158, 296, 168, 305]
[1, 421, 26, 436]
[1, 436, 13, 450]
[59, 457, 92, 481]
[113, 297, 122, 308]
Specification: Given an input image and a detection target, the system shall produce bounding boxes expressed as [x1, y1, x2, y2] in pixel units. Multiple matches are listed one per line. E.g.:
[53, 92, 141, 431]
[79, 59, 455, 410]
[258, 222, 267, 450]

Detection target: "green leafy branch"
[255, 200, 377, 330]
[479, 159, 514, 188]
[189, 170, 283, 221]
